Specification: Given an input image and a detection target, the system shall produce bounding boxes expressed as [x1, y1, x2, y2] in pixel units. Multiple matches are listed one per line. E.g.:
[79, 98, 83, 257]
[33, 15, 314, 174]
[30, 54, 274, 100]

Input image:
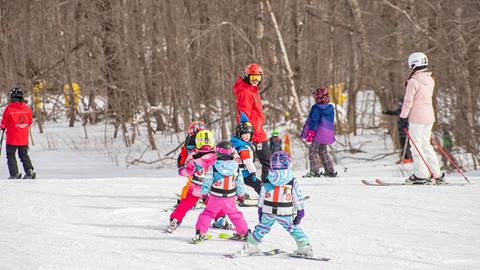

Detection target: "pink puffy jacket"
[399, 71, 435, 124]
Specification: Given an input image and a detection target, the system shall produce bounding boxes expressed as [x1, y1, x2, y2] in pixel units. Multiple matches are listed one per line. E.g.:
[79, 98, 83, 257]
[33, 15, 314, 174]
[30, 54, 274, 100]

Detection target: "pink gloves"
[306, 130, 315, 143]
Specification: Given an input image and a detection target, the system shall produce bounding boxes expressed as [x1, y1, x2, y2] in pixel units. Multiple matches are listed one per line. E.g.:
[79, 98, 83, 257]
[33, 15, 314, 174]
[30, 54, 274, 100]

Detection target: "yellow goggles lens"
[249, 74, 262, 81]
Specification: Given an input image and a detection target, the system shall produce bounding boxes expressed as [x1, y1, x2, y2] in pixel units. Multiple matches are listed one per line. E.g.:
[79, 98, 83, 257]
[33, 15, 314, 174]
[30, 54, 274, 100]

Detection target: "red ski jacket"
[233, 77, 267, 143]
[0, 101, 33, 146]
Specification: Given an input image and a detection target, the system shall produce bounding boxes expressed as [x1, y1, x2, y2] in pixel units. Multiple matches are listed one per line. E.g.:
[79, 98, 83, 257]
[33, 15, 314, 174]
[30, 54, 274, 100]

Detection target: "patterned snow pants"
[250, 213, 309, 247]
[309, 142, 334, 175]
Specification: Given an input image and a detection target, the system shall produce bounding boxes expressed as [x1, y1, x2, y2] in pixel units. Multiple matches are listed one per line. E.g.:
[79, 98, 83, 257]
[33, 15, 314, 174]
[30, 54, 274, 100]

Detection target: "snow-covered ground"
[0, 124, 478, 270]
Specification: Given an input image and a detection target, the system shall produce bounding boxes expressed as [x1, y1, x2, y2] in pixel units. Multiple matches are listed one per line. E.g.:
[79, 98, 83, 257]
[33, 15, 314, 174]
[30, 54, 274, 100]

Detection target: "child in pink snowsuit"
[192, 141, 249, 243]
[165, 130, 217, 233]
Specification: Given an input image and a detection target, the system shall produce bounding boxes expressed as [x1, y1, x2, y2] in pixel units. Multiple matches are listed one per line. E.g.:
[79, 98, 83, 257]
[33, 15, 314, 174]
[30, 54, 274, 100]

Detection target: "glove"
[185, 161, 196, 174]
[201, 194, 208, 204]
[250, 173, 257, 183]
[383, 110, 393, 115]
[293, 209, 305, 225]
[237, 195, 245, 204]
[306, 130, 315, 143]
[257, 207, 263, 222]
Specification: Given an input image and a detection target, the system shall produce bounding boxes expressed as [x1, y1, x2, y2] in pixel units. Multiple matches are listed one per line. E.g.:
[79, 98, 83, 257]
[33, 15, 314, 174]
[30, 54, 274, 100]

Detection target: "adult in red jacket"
[0, 87, 35, 179]
[233, 63, 271, 183]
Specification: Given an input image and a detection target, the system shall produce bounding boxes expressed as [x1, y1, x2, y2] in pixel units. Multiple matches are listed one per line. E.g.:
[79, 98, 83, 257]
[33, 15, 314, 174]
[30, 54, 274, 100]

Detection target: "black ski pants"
[254, 141, 271, 184]
[6, 144, 34, 177]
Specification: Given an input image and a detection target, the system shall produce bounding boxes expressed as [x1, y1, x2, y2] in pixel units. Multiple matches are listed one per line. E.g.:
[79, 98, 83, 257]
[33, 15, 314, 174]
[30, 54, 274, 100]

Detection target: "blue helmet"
[270, 151, 291, 170]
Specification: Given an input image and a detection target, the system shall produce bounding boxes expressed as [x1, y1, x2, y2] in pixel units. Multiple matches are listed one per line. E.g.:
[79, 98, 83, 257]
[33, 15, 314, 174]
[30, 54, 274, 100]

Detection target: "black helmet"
[235, 121, 254, 140]
[215, 141, 235, 160]
[10, 87, 24, 99]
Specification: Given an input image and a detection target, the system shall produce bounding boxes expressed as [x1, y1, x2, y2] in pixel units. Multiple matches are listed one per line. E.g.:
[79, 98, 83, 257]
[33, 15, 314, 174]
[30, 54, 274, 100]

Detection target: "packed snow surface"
[0, 127, 479, 270]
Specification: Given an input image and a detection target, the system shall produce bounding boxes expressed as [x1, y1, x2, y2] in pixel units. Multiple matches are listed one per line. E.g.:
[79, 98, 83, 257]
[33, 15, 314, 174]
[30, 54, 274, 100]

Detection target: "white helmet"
[408, 52, 428, 70]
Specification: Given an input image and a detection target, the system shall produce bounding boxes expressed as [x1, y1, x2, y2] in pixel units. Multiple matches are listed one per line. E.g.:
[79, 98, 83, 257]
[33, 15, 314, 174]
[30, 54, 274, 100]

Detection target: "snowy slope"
[1, 133, 479, 270]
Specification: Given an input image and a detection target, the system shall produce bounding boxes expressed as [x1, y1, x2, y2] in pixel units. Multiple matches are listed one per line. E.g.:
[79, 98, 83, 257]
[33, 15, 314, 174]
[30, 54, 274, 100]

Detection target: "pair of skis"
[190, 232, 244, 244]
[362, 179, 467, 186]
[224, 248, 330, 261]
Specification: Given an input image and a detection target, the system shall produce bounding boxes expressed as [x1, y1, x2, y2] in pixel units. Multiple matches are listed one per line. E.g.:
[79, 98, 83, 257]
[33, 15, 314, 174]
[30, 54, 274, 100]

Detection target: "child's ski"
[218, 232, 246, 241]
[224, 249, 284, 258]
[288, 253, 330, 261]
[224, 249, 330, 261]
[362, 179, 467, 186]
[361, 180, 379, 186]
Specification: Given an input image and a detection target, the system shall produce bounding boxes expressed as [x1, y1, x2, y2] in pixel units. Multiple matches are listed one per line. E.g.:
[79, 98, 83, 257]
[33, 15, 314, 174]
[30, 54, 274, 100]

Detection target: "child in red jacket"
[0, 87, 35, 179]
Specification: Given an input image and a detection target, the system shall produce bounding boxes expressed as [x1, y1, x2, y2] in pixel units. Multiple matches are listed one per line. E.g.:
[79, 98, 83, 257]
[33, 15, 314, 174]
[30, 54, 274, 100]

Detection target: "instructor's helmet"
[270, 151, 291, 170]
[235, 121, 254, 140]
[195, 130, 215, 151]
[10, 87, 24, 99]
[243, 63, 263, 82]
[215, 141, 235, 160]
[407, 52, 428, 70]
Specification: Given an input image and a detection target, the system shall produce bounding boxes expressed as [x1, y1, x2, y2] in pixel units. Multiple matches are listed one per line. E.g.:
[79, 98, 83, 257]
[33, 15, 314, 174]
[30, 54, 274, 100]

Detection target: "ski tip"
[361, 180, 377, 186]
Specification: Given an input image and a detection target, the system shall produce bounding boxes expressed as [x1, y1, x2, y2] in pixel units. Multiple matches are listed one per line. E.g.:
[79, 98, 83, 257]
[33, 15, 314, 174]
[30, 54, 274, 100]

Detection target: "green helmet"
[272, 130, 280, 137]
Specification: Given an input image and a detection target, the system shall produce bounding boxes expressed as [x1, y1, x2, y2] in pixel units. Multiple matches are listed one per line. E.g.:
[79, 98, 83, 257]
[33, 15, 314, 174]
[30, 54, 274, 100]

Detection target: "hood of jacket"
[267, 169, 293, 186]
[8, 101, 29, 109]
[411, 71, 433, 86]
[214, 160, 238, 176]
[233, 76, 258, 97]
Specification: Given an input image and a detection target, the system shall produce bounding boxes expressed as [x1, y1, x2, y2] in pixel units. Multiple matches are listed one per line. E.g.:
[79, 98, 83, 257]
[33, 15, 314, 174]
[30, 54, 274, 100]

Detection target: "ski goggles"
[248, 74, 262, 82]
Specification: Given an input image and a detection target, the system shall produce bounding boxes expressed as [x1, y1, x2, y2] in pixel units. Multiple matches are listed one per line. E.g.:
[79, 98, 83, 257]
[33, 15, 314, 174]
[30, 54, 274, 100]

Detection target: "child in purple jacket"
[301, 87, 337, 177]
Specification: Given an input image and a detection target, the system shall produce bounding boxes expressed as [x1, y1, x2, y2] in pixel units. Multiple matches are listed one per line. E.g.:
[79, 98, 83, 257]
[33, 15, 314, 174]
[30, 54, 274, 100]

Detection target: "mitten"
[185, 161, 196, 175]
[293, 209, 305, 225]
[237, 195, 245, 204]
[306, 130, 315, 143]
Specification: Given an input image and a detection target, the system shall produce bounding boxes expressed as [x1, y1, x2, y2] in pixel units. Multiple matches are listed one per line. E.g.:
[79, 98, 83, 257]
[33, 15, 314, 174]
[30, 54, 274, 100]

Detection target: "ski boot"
[234, 231, 260, 255]
[164, 218, 179, 233]
[405, 174, 430, 185]
[293, 243, 314, 257]
[8, 173, 22, 179]
[191, 230, 209, 244]
[230, 232, 248, 241]
[321, 171, 338, 178]
[432, 172, 446, 184]
[194, 199, 206, 210]
[213, 216, 233, 230]
[23, 170, 36, 179]
[303, 171, 322, 178]
[238, 241, 261, 256]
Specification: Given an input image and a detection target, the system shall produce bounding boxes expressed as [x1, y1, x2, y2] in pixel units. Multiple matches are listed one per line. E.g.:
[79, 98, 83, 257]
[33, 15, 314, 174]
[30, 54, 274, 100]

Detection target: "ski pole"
[398, 135, 409, 177]
[337, 157, 348, 173]
[0, 129, 4, 156]
[400, 135, 409, 163]
[328, 145, 348, 173]
[431, 138, 470, 183]
[403, 128, 435, 181]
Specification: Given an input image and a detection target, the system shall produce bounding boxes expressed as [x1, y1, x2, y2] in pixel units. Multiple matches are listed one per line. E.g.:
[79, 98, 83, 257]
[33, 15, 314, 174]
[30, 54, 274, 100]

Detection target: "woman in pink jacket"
[400, 52, 443, 184]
